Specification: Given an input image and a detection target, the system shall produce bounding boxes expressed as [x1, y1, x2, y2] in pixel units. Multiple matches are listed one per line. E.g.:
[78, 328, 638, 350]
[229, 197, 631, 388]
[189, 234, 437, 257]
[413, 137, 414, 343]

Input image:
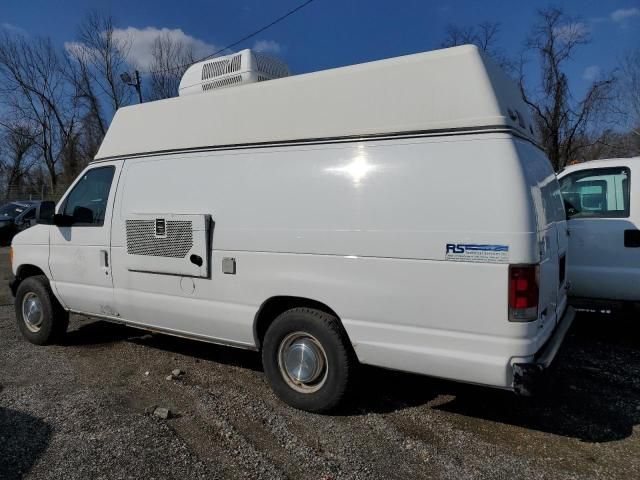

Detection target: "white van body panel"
[558, 158, 639, 304]
[10, 224, 52, 277]
[99, 133, 557, 388]
[11, 46, 570, 394]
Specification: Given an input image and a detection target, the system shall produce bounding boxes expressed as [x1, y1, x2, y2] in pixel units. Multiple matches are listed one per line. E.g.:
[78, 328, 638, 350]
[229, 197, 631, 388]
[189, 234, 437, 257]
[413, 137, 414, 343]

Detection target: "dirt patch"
[1, 308, 639, 479]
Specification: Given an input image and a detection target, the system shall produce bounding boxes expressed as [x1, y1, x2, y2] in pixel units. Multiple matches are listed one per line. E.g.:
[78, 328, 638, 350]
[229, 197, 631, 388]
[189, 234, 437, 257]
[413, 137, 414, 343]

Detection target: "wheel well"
[253, 296, 340, 350]
[16, 264, 46, 281]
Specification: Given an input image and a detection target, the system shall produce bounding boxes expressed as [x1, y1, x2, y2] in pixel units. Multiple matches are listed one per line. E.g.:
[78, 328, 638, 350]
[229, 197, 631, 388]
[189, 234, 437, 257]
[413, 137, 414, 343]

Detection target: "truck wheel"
[15, 275, 69, 345]
[262, 307, 358, 412]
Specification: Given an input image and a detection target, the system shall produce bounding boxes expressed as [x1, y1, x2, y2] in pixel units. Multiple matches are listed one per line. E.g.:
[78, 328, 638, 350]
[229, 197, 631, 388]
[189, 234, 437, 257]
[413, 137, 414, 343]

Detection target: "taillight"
[508, 265, 539, 322]
[8, 246, 13, 272]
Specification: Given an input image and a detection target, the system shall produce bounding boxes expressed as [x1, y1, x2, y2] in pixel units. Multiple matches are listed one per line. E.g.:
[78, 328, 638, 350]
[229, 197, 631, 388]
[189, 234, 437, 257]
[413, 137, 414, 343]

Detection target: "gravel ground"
[1, 285, 639, 478]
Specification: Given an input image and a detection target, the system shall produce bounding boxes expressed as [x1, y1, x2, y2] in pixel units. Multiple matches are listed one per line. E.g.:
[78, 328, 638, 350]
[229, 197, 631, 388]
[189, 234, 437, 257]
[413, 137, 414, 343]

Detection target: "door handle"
[624, 229, 640, 248]
[100, 249, 109, 268]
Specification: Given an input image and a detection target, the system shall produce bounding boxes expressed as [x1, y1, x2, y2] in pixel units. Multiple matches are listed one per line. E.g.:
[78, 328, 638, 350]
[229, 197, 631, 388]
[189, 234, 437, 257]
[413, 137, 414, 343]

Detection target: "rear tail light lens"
[509, 265, 539, 322]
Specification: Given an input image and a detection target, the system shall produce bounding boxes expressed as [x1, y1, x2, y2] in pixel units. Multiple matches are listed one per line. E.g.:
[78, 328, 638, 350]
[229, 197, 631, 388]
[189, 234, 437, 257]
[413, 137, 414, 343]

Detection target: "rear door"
[517, 141, 566, 327]
[536, 179, 564, 327]
[49, 162, 121, 315]
[559, 166, 638, 301]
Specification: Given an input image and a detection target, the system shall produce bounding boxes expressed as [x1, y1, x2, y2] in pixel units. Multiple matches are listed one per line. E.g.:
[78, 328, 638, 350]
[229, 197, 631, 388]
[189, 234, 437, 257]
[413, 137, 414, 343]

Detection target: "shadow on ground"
[63, 319, 147, 346]
[0, 408, 51, 480]
[65, 318, 262, 371]
[64, 312, 639, 443]
[356, 312, 640, 443]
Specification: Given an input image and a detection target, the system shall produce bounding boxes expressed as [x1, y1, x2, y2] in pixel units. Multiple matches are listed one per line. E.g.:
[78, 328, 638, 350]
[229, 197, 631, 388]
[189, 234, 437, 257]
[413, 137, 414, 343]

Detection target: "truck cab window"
[21, 208, 36, 221]
[559, 167, 630, 219]
[62, 166, 115, 226]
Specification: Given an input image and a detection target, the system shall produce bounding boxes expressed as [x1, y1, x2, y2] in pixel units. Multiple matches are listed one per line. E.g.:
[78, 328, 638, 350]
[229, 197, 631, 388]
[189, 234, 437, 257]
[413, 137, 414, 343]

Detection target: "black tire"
[262, 307, 358, 413]
[15, 275, 69, 345]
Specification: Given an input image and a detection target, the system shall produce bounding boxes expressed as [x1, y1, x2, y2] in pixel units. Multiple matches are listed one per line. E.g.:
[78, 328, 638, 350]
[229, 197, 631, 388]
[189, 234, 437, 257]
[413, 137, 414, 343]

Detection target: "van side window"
[62, 166, 116, 226]
[559, 167, 630, 219]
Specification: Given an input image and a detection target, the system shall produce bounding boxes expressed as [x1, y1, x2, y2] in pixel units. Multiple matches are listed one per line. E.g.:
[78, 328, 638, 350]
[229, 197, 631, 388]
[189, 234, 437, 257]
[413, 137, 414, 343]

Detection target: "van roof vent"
[201, 54, 242, 81]
[179, 49, 290, 96]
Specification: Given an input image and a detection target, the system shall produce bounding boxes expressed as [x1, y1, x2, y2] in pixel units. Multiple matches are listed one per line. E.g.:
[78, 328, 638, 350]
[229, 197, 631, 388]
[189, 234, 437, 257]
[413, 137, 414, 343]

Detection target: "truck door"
[48, 162, 121, 316]
[559, 166, 637, 301]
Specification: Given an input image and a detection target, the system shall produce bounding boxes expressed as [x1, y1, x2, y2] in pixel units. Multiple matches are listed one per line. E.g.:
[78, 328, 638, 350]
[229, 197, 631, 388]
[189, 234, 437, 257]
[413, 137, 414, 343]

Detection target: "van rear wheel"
[261, 307, 357, 412]
[15, 275, 69, 345]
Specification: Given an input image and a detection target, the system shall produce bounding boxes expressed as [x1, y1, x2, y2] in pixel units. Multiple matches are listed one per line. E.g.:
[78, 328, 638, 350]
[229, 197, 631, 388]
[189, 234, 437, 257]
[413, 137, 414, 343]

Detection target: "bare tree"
[74, 11, 132, 114]
[0, 31, 77, 186]
[578, 128, 640, 160]
[64, 11, 134, 163]
[441, 21, 512, 71]
[519, 8, 618, 170]
[0, 123, 38, 197]
[618, 48, 640, 134]
[148, 33, 195, 100]
[0, 13, 131, 193]
[66, 47, 107, 137]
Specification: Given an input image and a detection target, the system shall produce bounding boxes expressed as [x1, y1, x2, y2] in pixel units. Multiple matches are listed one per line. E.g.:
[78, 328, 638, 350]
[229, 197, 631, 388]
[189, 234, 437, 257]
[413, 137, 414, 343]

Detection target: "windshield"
[0, 203, 27, 219]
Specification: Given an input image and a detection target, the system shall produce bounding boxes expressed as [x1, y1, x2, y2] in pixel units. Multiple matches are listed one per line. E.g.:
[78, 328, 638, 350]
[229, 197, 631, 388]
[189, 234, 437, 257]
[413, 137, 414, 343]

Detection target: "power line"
[144, 0, 315, 75]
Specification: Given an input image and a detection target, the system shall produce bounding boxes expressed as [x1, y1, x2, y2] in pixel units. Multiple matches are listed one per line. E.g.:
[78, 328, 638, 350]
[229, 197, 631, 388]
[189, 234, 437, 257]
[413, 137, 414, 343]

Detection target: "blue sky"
[1, 0, 638, 99]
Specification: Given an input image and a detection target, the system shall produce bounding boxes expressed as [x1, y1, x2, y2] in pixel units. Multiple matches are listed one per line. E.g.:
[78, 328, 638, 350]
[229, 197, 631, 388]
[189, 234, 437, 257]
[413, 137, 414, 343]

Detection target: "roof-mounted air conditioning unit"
[178, 48, 290, 96]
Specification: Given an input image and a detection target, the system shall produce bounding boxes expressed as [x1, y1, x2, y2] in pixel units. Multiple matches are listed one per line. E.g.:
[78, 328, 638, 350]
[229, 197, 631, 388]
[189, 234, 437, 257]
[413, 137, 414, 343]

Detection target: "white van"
[558, 158, 639, 310]
[9, 46, 574, 412]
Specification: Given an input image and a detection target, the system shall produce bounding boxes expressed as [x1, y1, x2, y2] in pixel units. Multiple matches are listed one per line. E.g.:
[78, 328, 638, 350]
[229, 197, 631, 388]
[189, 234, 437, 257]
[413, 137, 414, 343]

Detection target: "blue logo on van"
[445, 244, 509, 254]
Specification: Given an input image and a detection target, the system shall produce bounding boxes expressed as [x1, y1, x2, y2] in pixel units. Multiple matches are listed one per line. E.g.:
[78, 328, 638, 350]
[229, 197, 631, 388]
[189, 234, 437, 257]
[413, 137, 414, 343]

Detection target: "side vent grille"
[126, 219, 193, 258]
[202, 75, 243, 91]
[254, 52, 289, 78]
[230, 53, 241, 72]
[201, 54, 242, 81]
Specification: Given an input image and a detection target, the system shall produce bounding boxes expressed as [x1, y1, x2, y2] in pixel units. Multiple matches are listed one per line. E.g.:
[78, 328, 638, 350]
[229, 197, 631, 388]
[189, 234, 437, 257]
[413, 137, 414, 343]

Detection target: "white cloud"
[582, 65, 601, 81]
[611, 8, 640, 22]
[64, 41, 93, 60]
[113, 27, 216, 70]
[553, 22, 590, 42]
[65, 27, 215, 70]
[1, 22, 28, 36]
[253, 39, 282, 55]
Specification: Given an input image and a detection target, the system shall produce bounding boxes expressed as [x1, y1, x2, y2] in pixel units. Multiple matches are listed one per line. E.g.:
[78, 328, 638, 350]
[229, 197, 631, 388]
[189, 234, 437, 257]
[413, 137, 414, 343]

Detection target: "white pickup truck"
[558, 157, 640, 311]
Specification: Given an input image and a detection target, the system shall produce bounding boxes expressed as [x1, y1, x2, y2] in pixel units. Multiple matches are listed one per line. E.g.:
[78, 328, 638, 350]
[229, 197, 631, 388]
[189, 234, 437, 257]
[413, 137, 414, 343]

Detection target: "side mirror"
[36, 201, 56, 224]
[52, 213, 75, 227]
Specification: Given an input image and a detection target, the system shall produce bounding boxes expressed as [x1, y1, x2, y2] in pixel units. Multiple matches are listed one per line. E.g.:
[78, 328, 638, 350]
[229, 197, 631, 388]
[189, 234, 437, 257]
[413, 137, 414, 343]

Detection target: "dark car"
[0, 200, 40, 245]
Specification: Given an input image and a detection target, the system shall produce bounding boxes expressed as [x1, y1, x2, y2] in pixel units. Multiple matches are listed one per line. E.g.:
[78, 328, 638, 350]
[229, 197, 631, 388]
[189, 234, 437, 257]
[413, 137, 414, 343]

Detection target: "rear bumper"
[512, 306, 575, 396]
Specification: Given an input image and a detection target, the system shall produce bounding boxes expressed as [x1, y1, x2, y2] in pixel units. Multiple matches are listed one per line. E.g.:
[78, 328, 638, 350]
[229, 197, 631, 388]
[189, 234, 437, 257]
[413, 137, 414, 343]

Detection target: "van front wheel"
[15, 275, 69, 345]
[262, 308, 357, 412]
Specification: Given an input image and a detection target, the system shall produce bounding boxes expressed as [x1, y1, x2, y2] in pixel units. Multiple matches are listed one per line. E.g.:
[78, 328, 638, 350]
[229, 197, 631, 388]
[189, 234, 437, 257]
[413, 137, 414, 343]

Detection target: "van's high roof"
[96, 45, 536, 161]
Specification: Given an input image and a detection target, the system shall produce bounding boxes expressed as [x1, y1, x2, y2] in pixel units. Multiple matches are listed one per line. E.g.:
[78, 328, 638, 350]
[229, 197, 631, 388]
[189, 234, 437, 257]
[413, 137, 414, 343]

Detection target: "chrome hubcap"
[22, 292, 43, 333]
[277, 332, 328, 393]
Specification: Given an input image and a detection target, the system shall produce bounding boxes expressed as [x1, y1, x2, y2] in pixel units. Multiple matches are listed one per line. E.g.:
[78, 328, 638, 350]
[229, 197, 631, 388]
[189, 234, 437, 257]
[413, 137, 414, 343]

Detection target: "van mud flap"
[512, 306, 576, 396]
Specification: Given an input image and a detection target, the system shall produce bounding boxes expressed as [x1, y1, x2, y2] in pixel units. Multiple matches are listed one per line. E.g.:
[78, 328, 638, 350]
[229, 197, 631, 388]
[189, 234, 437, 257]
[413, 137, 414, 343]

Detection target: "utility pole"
[134, 70, 143, 104]
[120, 70, 143, 104]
